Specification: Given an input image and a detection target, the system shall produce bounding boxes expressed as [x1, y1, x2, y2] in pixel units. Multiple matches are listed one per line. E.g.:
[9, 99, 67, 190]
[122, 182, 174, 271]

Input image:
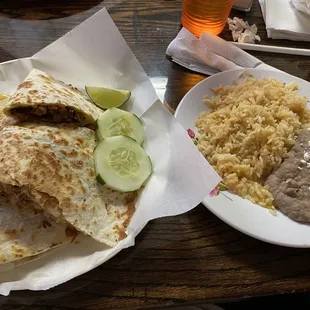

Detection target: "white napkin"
[166, 27, 275, 76]
[259, 0, 310, 41]
[291, 0, 310, 15]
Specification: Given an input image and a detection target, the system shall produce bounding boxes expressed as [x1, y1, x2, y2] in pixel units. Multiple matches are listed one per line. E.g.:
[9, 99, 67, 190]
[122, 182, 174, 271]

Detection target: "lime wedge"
[85, 86, 131, 109]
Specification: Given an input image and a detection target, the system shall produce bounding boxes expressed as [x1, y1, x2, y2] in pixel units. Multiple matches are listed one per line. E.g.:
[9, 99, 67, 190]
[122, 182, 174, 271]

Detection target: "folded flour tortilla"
[3, 69, 103, 126]
[0, 124, 137, 247]
[0, 95, 17, 130]
[0, 195, 73, 265]
[0, 103, 75, 266]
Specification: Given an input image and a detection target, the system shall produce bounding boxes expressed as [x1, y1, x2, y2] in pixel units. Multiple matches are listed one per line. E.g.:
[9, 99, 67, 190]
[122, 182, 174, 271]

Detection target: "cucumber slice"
[95, 107, 144, 145]
[94, 136, 152, 192]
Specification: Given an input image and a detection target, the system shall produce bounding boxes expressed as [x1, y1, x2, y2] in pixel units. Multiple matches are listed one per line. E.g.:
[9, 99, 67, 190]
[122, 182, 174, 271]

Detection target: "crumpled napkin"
[166, 27, 276, 76]
[259, 0, 310, 41]
[291, 0, 310, 15]
[227, 17, 261, 43]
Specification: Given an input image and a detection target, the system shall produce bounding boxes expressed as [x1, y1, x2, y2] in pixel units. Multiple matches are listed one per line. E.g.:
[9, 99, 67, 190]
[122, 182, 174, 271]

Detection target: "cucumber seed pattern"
[109, 147, 139, 176]
[108, 117, 132, 137]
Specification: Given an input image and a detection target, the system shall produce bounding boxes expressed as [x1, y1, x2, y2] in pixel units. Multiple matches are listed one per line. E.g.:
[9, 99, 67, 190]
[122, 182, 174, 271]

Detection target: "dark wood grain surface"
[1, 0, 310, 309]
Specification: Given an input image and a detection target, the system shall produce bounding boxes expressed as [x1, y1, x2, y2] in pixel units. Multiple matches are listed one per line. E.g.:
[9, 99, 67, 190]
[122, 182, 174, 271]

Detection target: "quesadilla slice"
[0, 248, 60, 273]
[0, 94, 18, 130]
[0, 124, 138, 247]
[3, 69, 103, 126]
[0, 195, 73, 265]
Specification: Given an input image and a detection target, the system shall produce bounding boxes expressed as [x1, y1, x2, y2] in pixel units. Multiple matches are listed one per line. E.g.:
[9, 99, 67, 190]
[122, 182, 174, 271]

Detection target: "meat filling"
[0, 183, 39, 210]
[0, 183, 64, 222]
[9, 105, 83, 124]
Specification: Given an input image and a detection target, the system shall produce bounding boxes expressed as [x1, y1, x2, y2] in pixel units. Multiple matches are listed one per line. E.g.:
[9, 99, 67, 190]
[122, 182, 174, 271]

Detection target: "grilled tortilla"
[0, 95, 17, 130]
[0, 124, 137, 247]
[3, 69, 103, 126]
[0, 195, 73, 264]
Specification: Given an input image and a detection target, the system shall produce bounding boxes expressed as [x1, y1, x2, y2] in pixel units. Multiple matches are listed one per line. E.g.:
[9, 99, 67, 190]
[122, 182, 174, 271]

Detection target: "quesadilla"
[0, 94, 17, 130]
[0, 195, 73, 265]
[3, 69, 103, 126]
[0, 124, 137, 247]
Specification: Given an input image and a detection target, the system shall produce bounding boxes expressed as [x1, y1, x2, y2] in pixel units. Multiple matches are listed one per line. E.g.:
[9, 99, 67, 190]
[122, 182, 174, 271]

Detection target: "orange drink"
[182, 0, 234, 37]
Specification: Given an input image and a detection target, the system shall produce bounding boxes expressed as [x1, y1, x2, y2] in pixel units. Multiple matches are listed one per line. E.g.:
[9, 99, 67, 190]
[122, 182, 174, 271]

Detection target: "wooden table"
[1, 0, 310, 309]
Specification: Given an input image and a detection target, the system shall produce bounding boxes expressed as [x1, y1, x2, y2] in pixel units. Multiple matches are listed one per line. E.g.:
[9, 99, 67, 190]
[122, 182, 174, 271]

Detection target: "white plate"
[175, 68, 310, 248]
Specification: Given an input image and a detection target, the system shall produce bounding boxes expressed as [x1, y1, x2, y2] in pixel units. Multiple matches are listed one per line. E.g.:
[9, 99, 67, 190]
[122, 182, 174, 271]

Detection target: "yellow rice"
[195, 77, 310, 209]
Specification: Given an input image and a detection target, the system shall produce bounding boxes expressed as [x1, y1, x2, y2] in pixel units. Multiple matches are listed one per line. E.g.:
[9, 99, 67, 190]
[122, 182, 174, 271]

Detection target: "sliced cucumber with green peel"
[95, 108, 144, 144]
[94, 136, 152, 192]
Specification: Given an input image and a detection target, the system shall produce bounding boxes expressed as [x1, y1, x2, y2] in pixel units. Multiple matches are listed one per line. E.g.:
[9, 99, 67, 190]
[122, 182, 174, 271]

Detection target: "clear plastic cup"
[182, 0, 234, 37]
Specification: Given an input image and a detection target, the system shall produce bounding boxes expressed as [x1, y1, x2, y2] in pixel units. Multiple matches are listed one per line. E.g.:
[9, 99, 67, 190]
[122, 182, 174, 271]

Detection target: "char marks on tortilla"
[3, 69, 103, 126]
[0, 124, 138, 247]
[0, 195, 73, 265]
